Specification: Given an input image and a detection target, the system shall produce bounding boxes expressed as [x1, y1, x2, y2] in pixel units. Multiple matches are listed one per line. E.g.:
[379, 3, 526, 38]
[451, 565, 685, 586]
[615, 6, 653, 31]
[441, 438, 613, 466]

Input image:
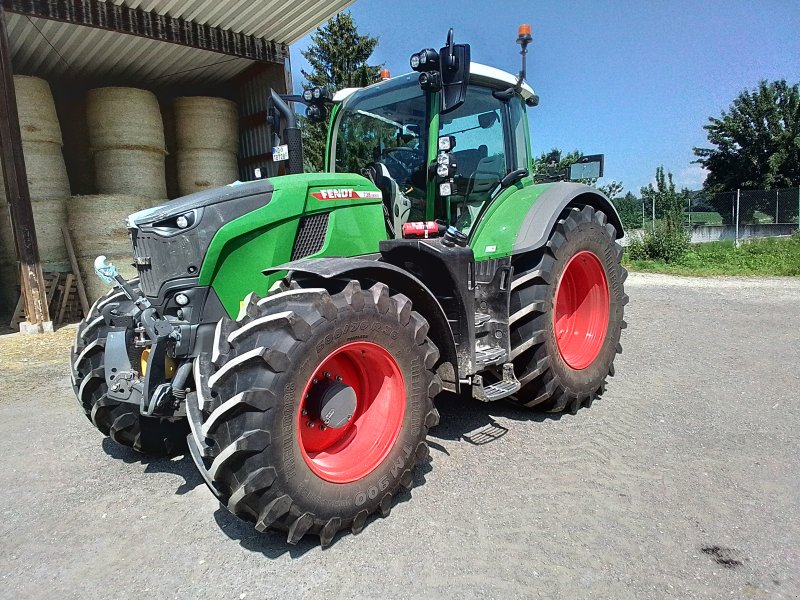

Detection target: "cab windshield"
[331, 74, 429, 223]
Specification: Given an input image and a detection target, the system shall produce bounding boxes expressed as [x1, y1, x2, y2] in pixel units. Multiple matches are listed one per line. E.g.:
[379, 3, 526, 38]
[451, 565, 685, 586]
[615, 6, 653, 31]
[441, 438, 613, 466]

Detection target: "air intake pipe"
[268, 89, 304, 175]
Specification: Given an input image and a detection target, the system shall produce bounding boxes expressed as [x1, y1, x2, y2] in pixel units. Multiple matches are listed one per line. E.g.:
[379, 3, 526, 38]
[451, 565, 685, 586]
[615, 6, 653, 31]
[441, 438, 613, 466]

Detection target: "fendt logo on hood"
[311, 189, 383, 201]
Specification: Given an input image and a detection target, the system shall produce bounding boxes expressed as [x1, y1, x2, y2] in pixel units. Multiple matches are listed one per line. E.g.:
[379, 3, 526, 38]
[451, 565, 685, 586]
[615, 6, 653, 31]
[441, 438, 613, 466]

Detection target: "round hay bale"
[23, 140, 71, 201]
[79, 253, 139, 303]
[176, 149, 238, 196]
[94, 147, 167, 199]
[86, 87, 165, 152]
[31, 197, 68, 272]
[68, 195, 162, 302]
[174, 96, 239, 153]
[14, 75, 62, 145]
[67, 194, 160, 259]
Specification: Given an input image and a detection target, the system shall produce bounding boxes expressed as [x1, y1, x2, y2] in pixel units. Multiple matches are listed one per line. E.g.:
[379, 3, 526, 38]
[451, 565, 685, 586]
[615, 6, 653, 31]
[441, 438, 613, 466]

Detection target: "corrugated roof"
[110, 0, 355, 45]
[7, 0, 354, 87]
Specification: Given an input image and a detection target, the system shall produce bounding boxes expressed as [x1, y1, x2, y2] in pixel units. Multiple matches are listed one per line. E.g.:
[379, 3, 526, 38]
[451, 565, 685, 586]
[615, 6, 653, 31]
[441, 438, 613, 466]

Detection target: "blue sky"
[290, 0, 800, 194]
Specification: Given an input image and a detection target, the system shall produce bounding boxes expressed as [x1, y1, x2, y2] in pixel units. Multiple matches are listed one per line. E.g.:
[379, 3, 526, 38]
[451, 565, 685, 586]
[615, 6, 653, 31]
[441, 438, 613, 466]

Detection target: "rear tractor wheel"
[508, 205, 628, 413]
[191, 279, 441, 546]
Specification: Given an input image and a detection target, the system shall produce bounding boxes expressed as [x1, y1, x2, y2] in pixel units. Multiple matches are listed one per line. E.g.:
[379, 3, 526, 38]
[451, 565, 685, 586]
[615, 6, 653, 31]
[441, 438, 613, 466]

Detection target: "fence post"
[652, 196, 656, 232]
[687, 195, 692, 226]
[735, 189, 741, 247]
[797, 186, 799, 229]
[776, 189, 779, 224]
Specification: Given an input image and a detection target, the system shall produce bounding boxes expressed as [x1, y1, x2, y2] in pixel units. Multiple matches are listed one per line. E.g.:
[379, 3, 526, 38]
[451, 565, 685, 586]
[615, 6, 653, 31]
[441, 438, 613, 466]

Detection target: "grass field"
[624, 234, 800, 276]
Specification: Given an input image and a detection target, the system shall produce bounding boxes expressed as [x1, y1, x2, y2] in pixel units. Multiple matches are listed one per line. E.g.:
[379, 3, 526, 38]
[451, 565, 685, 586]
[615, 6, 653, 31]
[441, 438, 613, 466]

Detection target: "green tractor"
[71, 27, 627, 546]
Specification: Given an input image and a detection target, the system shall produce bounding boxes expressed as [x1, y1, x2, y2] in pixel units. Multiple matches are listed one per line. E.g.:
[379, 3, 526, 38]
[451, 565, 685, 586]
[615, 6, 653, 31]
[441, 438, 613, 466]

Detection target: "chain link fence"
[631, 187, 800, 244]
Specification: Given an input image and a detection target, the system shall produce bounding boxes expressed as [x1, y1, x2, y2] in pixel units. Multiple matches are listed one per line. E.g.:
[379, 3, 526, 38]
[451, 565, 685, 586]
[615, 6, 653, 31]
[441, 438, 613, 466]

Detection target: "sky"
[289, 0, 800, 194]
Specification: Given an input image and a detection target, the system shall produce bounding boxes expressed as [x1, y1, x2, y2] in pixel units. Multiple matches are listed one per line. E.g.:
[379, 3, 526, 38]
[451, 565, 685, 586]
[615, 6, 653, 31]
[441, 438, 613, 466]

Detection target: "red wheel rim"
[553, 251, 610, 370]
[298, 341, 405, 483]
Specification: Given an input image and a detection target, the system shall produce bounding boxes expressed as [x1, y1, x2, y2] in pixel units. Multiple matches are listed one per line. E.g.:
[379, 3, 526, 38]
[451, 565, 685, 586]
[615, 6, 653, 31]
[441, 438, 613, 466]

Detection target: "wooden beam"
[0, 5, 51, 332]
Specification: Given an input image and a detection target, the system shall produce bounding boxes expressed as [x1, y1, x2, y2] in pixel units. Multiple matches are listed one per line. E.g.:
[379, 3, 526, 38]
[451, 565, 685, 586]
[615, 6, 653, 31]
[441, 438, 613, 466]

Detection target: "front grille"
[291, 213, 329, 261]
[130, 228, 201, 298]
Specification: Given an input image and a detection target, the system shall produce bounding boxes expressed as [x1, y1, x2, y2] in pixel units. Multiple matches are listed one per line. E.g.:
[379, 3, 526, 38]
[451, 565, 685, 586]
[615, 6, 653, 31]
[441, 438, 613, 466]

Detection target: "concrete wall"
[621, 224, 798, 246]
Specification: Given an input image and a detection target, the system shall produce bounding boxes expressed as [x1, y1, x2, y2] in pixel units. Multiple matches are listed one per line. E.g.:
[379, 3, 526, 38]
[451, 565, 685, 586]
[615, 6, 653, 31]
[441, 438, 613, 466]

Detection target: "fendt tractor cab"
[71, 26, 627, 547]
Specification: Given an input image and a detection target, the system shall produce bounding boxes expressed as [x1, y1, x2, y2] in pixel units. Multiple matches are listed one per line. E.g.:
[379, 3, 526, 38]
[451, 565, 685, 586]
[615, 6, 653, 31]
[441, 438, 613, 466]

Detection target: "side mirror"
[440, 29, 470, 114]
[410, 29, 471, 115]
[569, 154, 604, 181]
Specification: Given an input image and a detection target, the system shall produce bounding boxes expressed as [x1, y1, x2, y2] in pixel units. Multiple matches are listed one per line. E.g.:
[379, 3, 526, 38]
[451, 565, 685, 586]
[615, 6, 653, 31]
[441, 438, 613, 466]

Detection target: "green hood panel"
[198, 173, 387, 317]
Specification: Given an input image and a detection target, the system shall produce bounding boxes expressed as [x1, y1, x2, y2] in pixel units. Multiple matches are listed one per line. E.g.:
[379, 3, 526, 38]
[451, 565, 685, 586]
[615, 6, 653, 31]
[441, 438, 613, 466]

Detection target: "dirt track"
[0, 273, 798, 599]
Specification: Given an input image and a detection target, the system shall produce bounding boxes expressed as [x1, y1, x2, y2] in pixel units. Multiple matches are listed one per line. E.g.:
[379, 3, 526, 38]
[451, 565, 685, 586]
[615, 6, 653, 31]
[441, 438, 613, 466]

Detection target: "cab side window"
[439, 86, 509, 231]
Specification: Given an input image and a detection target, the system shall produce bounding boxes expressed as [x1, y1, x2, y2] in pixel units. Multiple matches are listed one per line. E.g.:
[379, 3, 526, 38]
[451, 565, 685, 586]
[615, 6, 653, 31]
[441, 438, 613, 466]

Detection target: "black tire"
[71, 285, 188, 455]
[193, 279, 441, 546]
[507, 205, 628, 413]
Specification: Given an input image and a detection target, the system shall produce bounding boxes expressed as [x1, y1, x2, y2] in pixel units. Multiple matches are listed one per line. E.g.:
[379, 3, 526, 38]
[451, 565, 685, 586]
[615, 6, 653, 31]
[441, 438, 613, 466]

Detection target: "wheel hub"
[553, 251, 610, 370]
[298, 341, 405, 484]
[306, 379, 357, 429]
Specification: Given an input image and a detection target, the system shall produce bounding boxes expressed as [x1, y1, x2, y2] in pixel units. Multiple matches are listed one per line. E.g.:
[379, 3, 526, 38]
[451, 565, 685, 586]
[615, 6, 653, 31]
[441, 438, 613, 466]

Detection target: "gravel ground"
[0, 273, 798, 599]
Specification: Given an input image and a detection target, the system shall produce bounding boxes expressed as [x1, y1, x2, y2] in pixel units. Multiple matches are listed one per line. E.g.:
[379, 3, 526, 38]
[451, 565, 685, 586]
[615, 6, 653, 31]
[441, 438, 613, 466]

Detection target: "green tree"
[598, 180, 624, 201]
[299, 13, 382, 171]
[629, 166, 690, 262]
[613, 191, 643, 230]
[693, 80, 800, 222]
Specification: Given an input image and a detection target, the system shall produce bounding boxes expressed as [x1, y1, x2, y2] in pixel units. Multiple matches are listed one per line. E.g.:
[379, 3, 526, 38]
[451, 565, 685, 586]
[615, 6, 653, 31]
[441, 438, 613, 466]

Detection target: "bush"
[627, 222, 691, 262]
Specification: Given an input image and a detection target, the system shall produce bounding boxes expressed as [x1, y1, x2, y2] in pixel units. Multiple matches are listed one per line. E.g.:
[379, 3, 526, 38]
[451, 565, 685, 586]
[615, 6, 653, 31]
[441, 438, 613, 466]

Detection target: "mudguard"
[265, 257, 460, 392]
[513, 182, 624, 254]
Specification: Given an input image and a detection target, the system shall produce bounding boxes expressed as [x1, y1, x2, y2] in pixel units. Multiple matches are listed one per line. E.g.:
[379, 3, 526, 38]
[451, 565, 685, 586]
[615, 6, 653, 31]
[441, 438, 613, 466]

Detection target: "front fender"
[266, 257, 459, 393]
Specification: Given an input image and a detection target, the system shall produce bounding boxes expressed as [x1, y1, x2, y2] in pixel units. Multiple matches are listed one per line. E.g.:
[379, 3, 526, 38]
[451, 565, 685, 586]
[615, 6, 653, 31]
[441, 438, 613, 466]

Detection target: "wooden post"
[0, 6, 51, 333]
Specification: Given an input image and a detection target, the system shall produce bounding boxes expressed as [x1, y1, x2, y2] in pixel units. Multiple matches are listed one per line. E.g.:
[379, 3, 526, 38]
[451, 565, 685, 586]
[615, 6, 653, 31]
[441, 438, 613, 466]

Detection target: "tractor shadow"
[101, 437, 204, 495]
[428, 391, 577, 449]
[211, 459, 433, 559]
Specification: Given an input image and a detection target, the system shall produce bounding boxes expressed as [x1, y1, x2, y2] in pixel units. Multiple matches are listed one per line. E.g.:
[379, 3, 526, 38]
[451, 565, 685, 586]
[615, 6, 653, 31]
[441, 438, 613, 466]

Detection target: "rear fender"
[513, 182, 624, 254]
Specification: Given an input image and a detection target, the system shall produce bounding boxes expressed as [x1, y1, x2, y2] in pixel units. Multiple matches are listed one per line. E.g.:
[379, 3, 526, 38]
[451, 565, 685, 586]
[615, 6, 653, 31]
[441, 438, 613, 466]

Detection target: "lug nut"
[306, 421, 314, 428]
[336, 376, 343, 382]
[301, 409, 307, 416]
[324, 372, 330, 378]
[319, 424, 326, 431]
[313, 378, 318, 384]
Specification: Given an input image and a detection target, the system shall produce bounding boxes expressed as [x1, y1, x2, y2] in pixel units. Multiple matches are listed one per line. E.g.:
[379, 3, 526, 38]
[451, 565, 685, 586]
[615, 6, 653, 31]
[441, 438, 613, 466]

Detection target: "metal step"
[472, 363, 521, 402]
[475, 345, 507, 367]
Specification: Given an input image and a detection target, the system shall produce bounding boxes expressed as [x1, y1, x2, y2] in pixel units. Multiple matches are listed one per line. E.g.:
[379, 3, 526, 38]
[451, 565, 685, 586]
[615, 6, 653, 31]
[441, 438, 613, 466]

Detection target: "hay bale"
[86, 87, 165, 152]
[31, 197, 69, 272]
[23, 140, 71, 201]
[68, 195, 162, 302]
[14, 75, 62, 145]
[176, 149, 238, 195]
[174, 97, 239, 153]
[94, 148, 167, 199]
[67, 194, 160, 259]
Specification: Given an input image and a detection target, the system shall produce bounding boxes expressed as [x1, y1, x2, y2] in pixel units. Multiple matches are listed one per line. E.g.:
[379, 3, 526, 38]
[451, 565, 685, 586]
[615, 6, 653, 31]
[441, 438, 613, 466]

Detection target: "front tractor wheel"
[70, 286, 188, 455]
[192, 280, 441, 546]
[508, 205, 628, 413]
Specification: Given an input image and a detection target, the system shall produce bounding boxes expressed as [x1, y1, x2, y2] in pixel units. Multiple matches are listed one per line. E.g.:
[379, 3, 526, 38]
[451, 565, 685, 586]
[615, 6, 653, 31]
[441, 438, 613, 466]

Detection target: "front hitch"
[95, 256, 187, 417]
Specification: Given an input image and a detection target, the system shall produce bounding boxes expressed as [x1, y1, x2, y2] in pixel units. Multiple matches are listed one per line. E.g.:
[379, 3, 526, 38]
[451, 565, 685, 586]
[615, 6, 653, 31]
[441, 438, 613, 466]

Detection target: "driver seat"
[371, 163, 412, 238]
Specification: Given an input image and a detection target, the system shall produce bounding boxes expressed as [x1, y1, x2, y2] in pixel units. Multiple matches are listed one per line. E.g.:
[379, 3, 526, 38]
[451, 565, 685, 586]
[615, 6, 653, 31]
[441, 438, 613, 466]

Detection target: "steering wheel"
[381, 146, 424, 181]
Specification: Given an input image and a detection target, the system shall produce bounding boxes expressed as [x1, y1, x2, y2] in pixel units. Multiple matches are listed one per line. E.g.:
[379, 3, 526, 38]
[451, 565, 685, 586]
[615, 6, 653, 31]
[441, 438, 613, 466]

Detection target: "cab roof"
[332, 62, 536, 103]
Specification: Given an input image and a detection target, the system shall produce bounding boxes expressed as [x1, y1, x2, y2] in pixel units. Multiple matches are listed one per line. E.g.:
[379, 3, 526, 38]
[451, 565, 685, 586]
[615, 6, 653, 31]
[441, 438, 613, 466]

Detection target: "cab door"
[434, 86, 530, 232]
